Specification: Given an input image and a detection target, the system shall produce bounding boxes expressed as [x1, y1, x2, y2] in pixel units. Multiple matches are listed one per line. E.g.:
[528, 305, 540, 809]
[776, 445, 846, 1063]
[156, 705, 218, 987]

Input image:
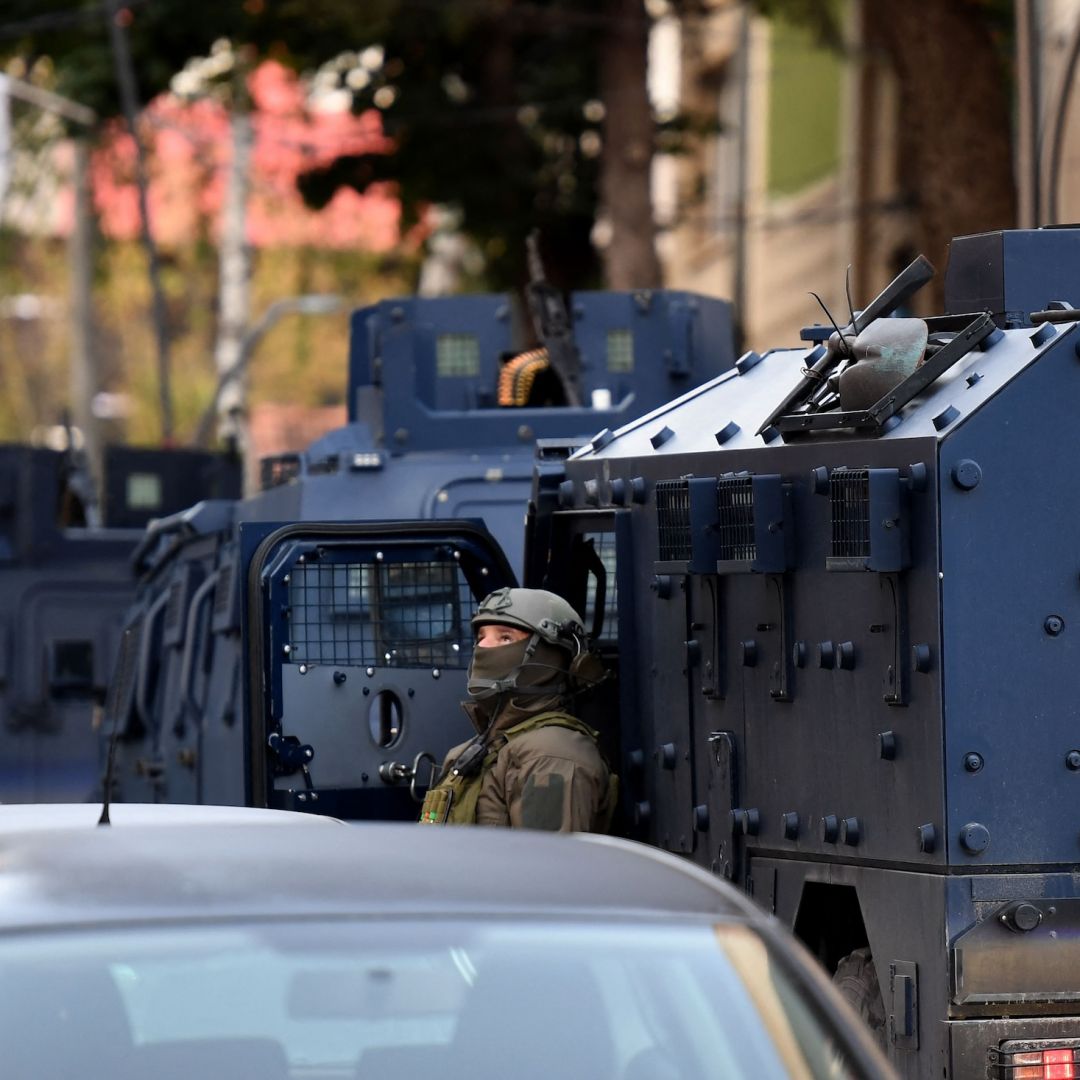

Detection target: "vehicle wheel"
[832, 947, 887, 1050]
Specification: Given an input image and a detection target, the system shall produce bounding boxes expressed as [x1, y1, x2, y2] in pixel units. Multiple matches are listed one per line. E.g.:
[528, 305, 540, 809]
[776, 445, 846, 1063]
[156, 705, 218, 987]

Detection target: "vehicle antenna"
[808, 291, 854, 360]
[845, 265, 856, 329]
[97, 710, 122, 826]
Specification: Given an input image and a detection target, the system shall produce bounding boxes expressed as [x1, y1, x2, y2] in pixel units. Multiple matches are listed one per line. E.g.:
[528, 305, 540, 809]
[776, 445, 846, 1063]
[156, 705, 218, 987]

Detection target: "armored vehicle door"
[241, 520, 515, 820]
[533, 504, 628, 779]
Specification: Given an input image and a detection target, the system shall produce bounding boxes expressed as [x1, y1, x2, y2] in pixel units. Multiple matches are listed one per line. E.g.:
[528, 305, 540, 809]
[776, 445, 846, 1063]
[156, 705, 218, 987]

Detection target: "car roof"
[0, 803, 343, 832]
[0, 823, 760, 933]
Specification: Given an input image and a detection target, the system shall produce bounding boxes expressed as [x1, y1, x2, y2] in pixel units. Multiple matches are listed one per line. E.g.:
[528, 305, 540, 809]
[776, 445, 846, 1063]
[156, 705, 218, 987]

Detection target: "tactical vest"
[419, 711, 617, 830]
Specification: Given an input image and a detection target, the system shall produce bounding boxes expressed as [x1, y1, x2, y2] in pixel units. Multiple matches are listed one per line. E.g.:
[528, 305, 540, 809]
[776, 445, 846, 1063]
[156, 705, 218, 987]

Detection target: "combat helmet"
[472, 587, 585, 655]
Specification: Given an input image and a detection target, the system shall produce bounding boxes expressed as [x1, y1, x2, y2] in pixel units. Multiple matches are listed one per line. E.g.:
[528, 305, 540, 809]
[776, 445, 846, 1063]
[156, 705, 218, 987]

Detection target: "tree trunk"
[105, 0, 174, 442]
[213, 108, 253, 456]
[863, 0, 1016, 304]
[599, 0, 663, 289]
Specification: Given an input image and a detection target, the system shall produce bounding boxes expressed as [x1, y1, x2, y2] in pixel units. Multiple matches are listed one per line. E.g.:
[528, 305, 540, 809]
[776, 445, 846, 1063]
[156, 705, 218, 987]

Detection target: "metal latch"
[889, 960, 919, 1050]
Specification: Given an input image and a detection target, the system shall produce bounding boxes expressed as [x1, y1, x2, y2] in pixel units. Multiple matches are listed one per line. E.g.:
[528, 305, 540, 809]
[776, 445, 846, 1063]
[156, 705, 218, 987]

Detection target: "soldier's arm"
[505, 753, 605, 832]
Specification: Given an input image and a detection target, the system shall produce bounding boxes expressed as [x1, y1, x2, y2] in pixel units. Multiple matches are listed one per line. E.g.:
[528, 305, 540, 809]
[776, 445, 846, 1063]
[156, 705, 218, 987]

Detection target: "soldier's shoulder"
[506, 722, 604, 766]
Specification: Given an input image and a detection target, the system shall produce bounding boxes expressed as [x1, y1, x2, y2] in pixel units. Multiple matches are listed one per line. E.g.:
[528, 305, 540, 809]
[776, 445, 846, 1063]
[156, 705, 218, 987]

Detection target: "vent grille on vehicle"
[655, 479, 691, 562]
[830, 468, 871, 559]
[717, 476, 756, 562]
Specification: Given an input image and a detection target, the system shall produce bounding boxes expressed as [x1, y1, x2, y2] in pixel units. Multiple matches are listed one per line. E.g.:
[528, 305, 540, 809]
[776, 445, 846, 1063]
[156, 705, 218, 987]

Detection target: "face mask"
[466, 638, 569, 699]
[466, 639, 531, 698]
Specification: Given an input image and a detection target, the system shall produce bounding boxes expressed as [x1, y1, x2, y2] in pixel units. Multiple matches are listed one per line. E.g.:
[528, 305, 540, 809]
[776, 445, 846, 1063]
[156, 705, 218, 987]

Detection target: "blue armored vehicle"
[101, 286, 734, 817]
[525, 227, 1080, 1078]
[0, 444, 240, 802]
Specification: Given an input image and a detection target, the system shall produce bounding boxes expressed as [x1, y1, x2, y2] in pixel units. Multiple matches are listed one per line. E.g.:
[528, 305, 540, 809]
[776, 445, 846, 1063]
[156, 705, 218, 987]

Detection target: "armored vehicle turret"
[526, 227, 1080, 1080]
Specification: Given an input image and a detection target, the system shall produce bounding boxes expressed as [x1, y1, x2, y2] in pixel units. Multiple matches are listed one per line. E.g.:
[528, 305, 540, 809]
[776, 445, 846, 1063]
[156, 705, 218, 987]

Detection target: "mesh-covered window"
[717, 477, 756, 562]
[830, 469, 870, 559]
[287, 559, 475, 668]
[655, 479, 691, 562]
[436, 333, 481, 377]
[585, 532, 619, 641]
[606, 328, 634, 373]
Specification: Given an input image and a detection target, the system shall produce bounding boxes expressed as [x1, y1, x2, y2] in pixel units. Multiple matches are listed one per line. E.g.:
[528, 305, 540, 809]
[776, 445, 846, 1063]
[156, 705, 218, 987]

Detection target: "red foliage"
[77, 60, 399, 250]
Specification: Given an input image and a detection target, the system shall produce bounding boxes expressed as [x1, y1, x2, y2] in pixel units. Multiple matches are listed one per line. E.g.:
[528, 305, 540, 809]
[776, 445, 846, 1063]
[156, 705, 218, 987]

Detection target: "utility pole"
[0, 76, 104, 504]
[1015, 0, 1041, 227]
[731, 3, 751, 351]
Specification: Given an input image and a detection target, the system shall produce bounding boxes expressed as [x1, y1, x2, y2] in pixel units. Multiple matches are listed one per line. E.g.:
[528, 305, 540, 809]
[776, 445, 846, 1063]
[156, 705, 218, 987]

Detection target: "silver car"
[0, 821, 893, 1078]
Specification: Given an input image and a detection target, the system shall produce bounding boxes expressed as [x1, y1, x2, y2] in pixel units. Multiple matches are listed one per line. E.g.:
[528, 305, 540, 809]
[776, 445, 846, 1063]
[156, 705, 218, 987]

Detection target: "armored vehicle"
[101, 287, 733, 817]
[525, 227, 1080, 1078]
[0, 444, 240, 802]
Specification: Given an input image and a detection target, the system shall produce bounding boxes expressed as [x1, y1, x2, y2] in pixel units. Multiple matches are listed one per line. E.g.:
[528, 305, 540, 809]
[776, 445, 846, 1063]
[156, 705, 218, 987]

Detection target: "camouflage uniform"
[419, 589, 615, 832]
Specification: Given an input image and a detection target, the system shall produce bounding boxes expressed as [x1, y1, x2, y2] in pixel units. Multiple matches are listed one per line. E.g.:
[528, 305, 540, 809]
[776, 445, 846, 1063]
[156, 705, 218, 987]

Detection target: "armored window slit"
[261, 454, 302, 491]
[655, 479, 692, 563]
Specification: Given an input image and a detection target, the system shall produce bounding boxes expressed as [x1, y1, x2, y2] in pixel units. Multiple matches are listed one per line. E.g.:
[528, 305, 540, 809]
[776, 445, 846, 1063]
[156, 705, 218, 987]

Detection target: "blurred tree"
[756, 0, 1016, 299]
[294, 0, 609, 290]
[3, 0, 698, 293]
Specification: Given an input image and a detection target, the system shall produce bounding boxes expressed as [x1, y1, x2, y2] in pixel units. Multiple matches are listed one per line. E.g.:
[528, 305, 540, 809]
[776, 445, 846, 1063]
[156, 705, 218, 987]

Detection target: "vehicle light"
[350, 452, 384, 471]
[995, 1044, 1080, 1079]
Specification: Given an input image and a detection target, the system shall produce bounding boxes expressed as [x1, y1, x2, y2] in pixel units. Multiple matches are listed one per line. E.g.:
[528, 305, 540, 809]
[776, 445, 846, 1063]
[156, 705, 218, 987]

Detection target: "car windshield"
[0, 917, 861, 1079]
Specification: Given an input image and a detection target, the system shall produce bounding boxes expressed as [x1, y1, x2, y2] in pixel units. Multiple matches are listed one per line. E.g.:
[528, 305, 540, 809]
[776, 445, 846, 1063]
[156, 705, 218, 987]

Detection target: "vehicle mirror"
[286, 966, 467, 1019]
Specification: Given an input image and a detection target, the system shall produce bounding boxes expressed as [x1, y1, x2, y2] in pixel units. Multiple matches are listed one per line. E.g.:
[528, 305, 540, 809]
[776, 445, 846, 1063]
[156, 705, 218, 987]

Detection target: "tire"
[832, 947, 888, 1050]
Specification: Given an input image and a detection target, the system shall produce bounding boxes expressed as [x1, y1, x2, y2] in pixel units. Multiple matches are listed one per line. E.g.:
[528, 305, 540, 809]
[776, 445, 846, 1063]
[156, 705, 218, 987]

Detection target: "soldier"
[419, 587, 616, 831]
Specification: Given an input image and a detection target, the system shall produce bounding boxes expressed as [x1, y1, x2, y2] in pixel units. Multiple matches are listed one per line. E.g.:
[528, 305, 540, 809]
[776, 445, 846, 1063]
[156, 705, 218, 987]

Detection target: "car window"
[0, 918, 864, 1080]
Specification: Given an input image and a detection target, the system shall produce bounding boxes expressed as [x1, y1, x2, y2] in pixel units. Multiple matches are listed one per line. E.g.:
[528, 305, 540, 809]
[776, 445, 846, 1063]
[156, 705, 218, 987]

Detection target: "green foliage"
[1, 0, 376, 118]
[1, 0, 709, 291]
[766, 10, 842, 196]
[0, 231, 413, 444]
[295, 0, 609, 289]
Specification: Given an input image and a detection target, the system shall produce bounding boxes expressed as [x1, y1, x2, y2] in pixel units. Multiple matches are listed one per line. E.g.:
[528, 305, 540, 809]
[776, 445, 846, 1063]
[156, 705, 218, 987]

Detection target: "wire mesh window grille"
[829, 469, 871, 559]
[584, 532, 619, 641]
[606, 328, 634, 373]
[656, 479, 692, 562]
[717, 477, 756, 562]
[286, 559, 475, 669]
[436, 333, 482, 377]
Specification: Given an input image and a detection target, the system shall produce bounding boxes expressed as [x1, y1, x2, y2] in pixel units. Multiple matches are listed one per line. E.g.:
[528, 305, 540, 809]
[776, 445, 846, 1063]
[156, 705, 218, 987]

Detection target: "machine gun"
[525, 232, 582, 407]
